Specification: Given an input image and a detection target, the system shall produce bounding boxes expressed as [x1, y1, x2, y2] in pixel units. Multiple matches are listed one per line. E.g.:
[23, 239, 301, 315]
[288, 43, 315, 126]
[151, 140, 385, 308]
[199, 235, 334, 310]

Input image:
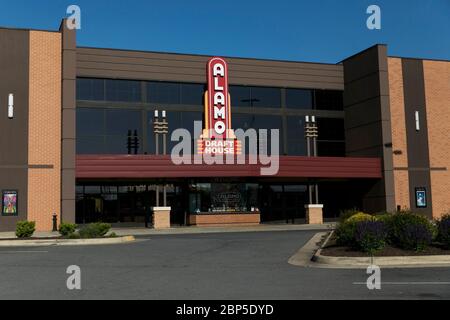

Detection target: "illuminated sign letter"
[197, 57, 241, 155]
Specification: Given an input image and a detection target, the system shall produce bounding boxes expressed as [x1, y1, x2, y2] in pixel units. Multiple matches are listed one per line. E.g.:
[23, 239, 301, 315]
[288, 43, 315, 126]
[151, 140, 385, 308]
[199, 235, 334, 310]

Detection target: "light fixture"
[415, 111, 420, 131]
[8, 94, 14, 119]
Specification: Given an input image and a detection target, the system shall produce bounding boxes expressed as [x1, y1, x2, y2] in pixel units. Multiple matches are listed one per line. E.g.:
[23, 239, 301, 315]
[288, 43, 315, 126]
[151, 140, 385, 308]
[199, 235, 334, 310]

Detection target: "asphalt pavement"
[0, 230, 449, 300]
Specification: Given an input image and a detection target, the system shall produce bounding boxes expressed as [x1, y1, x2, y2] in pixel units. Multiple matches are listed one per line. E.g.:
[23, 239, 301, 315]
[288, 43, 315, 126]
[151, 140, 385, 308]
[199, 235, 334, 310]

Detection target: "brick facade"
[423, 60, 450, 219]
[189, 213, 261, 227]
[28, 31, 62, 231]
[388, 58, 410, 211]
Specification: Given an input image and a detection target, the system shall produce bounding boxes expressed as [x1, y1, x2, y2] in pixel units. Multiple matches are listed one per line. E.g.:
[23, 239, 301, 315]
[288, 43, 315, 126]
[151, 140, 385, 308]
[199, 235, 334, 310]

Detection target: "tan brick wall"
[153, 209, 171, 229]
[189, 213, 261, 227]
[388, 58, 410, 210]
[305, 206, 323, 224]
[423, 60, 450, 219]
[28, 31, 62, 231]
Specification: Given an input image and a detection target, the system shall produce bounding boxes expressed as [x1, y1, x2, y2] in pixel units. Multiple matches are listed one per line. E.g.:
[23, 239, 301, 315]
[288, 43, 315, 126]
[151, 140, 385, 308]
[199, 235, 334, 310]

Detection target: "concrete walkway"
[111, 223, 336, 236]
[0, 223, 335, 239]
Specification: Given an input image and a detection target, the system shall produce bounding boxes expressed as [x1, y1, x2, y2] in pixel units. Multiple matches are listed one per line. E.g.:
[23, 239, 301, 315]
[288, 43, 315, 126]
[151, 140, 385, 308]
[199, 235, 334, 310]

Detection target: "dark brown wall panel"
[0, 29, 29, 231]
[402, 59, 433, 217]
[76, 47, 344, 90]
[60, 20, 77, 224]
[343, 45, 395, 213]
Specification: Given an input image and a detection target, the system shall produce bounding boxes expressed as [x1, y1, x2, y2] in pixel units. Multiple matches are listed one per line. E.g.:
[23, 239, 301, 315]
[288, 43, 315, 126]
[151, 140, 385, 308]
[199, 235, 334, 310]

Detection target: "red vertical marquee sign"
[198, 57, 241, 155]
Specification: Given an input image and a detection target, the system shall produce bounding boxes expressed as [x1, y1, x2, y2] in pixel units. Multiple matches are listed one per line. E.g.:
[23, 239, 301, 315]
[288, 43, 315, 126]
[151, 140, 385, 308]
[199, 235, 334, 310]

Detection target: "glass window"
[233, 114, 282, 155]
[317, 118, 345, 141]
[77, 78, 105, 101]
[318, 141, 345, 157]
[77, 108, 104, 136]
[77, 136, 105, 154]
[250, 87, 281, 108]
[105, 135, 141, 155]
[230, 86, 251, 107]
[286, 89, 313, 109]
[315, 90, 343, 111]
[105, 109, 142, 136]
[147, 111, 202, 155]
[147, 82, 180, 104]
[105, 79, 141, 102]
[286, 117, 307, 156]
[181, 83, 205, 105]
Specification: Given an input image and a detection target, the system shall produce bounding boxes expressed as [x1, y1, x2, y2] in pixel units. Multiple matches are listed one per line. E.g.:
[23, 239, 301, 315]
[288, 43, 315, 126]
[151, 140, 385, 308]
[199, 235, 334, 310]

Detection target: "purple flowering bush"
[354, 221, 388, 254]
[388, 211, 435, 251]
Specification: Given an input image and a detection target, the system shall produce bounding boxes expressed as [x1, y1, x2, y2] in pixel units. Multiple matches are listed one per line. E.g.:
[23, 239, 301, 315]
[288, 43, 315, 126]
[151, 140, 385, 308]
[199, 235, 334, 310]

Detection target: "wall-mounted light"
[8, 94, 14, 119]
[415, 111, 420, 131]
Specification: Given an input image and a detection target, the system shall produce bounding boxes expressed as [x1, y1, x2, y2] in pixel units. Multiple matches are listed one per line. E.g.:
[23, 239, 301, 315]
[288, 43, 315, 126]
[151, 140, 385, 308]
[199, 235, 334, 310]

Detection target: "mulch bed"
[321, 234, 450, 257]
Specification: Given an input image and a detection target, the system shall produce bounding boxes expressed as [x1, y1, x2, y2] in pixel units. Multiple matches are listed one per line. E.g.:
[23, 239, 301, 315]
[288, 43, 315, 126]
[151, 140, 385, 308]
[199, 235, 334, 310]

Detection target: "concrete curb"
[288, 232, 328, 267]
[112, 224, 335, 237]
[0, 236, 135, 247]
[311, 231, 450, 269]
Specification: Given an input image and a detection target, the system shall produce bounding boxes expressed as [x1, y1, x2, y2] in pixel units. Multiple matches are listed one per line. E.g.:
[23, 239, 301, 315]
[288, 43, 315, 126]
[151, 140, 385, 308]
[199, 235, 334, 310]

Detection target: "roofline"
[388, 55, 450, 63]
[339, 44, 388, 63]
[77, 45, 343, 67]
[0, 25, 60, 34]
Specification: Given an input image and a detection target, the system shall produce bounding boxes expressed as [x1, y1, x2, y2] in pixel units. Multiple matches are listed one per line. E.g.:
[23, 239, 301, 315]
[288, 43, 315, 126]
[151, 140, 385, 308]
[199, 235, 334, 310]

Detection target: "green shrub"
[335, 213, 377, 246]
[59, 223, 78, 237]
[16, 221, 36, 238]
[79, 223, 111, 239]
[437, 214, 450, 249]
[387, 211, 436, 251]
[354, 220, 388, 254]
[68, 232, 81, 239]
[339, 208, 361, 222]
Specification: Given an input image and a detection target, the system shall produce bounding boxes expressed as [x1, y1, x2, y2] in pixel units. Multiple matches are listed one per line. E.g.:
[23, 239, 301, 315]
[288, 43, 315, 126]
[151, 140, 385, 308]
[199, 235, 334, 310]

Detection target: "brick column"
[152, 207, 171, 229]
[305, 204, 324, 224]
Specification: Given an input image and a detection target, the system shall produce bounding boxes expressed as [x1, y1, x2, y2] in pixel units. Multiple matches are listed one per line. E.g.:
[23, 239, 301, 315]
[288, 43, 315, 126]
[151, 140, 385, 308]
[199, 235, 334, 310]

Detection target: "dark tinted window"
[77, 108, 143, 155]
[251, 87, 281, 108]
[286, 89, 313, 109]
[230, 86, 251, 107]
[315, 90, 343, 110]
[77, 108, 104, 135]
[105, 109, 142, 136]
[77, 136, 105, 154]
[317, 118, 345, 141]
[148, 82, 180, 104]
[318, 141, 345, 157]
[105, 80, 141, 102]
[148, 111, 202, 155]
[181, 83, 205, 105]
[77, 78, 105, 101]
[233, 114, 282, 155]
[286, 116, 307, 156]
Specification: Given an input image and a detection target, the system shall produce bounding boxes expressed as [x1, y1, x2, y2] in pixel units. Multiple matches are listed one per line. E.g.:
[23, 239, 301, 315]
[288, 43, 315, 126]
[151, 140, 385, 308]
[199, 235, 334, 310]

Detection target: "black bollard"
[52, 213, 58, 232]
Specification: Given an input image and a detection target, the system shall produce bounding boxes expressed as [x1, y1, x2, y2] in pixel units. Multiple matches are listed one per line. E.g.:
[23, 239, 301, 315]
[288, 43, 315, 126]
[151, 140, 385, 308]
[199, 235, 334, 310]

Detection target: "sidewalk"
[110, 223, 336, 237]
[0, 223, 335, 239]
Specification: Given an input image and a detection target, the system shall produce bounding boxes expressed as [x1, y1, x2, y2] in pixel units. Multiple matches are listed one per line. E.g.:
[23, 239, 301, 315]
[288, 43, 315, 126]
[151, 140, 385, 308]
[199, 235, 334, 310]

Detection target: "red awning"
[76, 155, 382, 179]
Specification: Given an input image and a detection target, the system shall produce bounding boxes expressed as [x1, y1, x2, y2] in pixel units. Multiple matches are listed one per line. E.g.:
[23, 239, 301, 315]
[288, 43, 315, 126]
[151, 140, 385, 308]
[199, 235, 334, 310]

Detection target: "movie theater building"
[0, 20, 449, 231]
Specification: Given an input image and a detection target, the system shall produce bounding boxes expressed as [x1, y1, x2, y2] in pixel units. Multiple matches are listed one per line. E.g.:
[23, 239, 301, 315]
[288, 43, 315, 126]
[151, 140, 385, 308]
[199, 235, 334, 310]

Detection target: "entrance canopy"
[76, 155, 382, 179]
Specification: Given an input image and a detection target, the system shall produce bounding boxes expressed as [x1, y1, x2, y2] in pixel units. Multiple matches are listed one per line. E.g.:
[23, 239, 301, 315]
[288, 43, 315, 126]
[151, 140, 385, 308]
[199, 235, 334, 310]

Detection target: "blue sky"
[0, 0, 448, 63]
